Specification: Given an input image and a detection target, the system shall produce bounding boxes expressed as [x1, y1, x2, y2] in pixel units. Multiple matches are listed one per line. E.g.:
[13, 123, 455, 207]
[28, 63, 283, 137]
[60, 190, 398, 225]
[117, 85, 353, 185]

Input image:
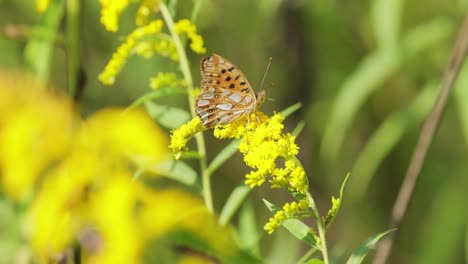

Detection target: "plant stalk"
[159, 2, 213, 213]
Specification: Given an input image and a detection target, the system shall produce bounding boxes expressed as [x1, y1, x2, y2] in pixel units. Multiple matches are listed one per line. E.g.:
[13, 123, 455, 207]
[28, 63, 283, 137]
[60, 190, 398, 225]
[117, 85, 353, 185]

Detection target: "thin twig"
[372, 13, 468, 264]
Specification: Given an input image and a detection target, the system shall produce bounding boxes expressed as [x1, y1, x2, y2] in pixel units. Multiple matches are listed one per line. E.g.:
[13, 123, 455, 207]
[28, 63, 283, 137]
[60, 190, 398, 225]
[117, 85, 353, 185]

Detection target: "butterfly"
[195, 54, 266, 128]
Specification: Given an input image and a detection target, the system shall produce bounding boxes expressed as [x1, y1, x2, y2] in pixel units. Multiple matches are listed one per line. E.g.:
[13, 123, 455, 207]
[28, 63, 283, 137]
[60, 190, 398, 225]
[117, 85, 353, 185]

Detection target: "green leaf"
[303, 258, 324, 264]
[346, 229, 396, 264]
[292, 121, 306, 137]
[127, 87, 186, 110]
[149, 159, 198, 187]
[263, 199, 318, 248]
[321, 18, 454, 164]
[207, 139, 240, 175]
[349, 83, 437, 202]
[219, 185, 251, 226]
[324, 173, 349, 229]
[238, 200, 260, 254]
[454, 62, 468, 149]
[145, 101, 191, 129]
[280, 102, 302, 118]
[24, 0, 64, 82]
[296, 248, 319, 264]
[371, 0, 405, 49]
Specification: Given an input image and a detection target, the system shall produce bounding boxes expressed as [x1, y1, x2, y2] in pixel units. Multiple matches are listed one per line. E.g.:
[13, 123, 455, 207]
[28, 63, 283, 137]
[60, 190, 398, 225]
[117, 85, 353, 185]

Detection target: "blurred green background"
[1, 0, 467, 263]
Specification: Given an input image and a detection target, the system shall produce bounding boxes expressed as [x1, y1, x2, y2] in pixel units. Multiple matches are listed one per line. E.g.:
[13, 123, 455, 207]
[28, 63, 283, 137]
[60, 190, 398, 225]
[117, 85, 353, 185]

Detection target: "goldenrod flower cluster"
[324, 196, 341, 227]
[99, 0, 130, 32]
[0, 72, 241, 263]
[134, 38, 179, 60]
[174, 19, 207, 54]
[136, 0, 159, 26]
[36, 0, 50, 12]
[170, 117, 205, 159]
[98, 2, 206, 87]
[264, 199, 309, 234]
[150, 72, 186, 90]
[171, 112, 311, 234]
[214, 113, 307, 194]
[99, 19, 163, 85]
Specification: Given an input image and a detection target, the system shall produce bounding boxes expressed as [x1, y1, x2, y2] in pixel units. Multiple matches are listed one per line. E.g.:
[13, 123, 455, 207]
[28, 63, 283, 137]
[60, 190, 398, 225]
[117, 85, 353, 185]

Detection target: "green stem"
[296, 247, 318, 264]
[190, 0, 204, 23]
[66, 0, 80, 99]
[306, 192, 329, 264]
[159, 2, 213, 214]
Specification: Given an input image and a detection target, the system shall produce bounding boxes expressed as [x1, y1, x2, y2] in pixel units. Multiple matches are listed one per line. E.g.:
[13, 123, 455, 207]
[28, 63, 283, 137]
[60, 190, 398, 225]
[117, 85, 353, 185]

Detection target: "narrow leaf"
[371, 0, 405, 48]
[303, 259, 324, 264]
[219, 185, 250, 226]
[321, 18, 454, 163]
[207, 139, 239, 175]
[292, 121, 306, 137]
[280, 102, 302, 118]
[238, 200, 260, 253]
[145, 101, 191, 129]
[324, 173, 350, 229]
[24, 0, 64, 81]
[149, 159, 198, 187]
[127, 87, 186, 110]
[346, 229, 396, 264]
[349, 83, 437, 202]
[263, 199, 318, 248]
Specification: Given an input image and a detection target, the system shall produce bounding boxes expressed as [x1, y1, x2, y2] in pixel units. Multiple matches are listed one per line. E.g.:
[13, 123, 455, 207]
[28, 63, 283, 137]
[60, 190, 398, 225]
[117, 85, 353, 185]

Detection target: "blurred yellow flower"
[136, 0, 159, 26]
[36, 0, 50, 12]
[99, 0, 130, 32]
[173, 19, 206, 54]
[170, 117, 205, 159]
[0, 71, 251, 263]
[150, 72, 186, 90]
[99, 19, 164, 85]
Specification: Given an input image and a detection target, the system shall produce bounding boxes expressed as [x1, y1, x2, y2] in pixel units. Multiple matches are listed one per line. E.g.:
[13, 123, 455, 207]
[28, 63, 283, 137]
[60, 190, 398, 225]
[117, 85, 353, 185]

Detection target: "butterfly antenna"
[259, 57, 273, 89]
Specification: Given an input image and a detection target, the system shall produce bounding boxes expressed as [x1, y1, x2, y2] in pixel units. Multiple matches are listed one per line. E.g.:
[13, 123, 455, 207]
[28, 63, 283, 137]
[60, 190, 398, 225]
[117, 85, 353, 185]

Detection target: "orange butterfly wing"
[196, 54, 257, 127]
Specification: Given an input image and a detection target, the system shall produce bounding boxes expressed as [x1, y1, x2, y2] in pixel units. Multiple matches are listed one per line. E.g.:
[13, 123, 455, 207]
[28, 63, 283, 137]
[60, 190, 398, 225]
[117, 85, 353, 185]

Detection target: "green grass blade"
[292, 121, 306, 137]
[303, 259, 324, 264]
[207, 139, 239, 175]
[145, 101, 191, 129]
[149, 159, 198, 188]
[280, 102, 302, 118]
[263, 199, 318, 248]
[371, 0, 405, 49]
[349, 83, 437, 202]
[346, 229, 396, 264]
[24, 0, 64, 82]
[321, 18, 454, 164]
[219, 185, 250, 226]
[127, 87, 186, 110]
[454, 62, 468, 149]
[238, 200, 260, 254]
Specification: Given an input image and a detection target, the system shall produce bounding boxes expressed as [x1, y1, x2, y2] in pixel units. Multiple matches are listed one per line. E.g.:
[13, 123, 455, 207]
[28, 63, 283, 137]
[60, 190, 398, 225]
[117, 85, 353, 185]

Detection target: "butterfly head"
[256, 89, 266, 108]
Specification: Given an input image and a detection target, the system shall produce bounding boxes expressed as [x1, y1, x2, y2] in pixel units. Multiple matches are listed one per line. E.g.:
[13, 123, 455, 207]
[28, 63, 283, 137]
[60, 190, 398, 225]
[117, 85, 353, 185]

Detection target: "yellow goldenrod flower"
[177, 255, 217, 264]
[169, 117, 205, 159]
[263, 199, 310, 234]
[36, 0, 50, 13]
[99, 0, 130, 32]
[99, 19, 164, 85]
[136, 0, 159, 26]
[0, 73, 75, 201]
[150, 72, 186, 90]
[135, 38, 179, 61]
[86, 175, 142, 264]
[170, 109, 309, 235]
[173, 19, 206, 54]
[137, 187, 238, 261]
